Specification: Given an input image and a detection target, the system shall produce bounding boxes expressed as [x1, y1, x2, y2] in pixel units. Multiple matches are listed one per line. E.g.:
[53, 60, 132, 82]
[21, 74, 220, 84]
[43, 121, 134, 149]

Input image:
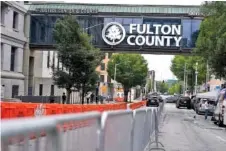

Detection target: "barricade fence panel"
[1, 103, 165, 151]
[100, 110, 134, 151]
[132, 108, 146, 151]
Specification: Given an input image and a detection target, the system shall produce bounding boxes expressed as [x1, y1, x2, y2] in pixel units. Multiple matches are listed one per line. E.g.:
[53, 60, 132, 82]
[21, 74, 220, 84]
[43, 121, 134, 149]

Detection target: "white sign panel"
[102, 22, 182, 47]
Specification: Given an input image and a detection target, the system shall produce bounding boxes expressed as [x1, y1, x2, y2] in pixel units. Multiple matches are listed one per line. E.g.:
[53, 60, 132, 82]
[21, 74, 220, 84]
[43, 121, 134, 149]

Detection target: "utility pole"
[113, 63, 120, 99]
[206, 61, 209, 91]
[183, 63, 186, 95]
[195, 62, 198, 94]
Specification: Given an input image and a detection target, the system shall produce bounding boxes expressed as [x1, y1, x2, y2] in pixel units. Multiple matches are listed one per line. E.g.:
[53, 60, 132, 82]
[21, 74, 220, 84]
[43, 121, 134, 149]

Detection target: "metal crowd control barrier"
[1, 103, 165, 151]
[1, 112, 101, 151]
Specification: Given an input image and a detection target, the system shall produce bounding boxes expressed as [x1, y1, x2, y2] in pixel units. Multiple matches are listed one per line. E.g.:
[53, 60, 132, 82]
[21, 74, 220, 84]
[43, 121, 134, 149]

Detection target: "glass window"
[107, 76, 111, 83]
[50, 85, 54, 96]
[10, 47, 16, 71]
[1, 4, 6, 24]
[40, 25, 45, 41]
[13, 11, 19, 29]
[100, 63, 105, 71]
[52, 52, 55, 70]
[181, 19, 202, 48]
[104, 18, 114, 24]
[133, 18, 143, 24]
[47, 51, 50, 68]
[100, 75, 105, 82]
[123, 18, 133, 24]
[115, 18, 123, 24]
[124, 25, 130, 33]
[12, 85, 19, 98]
[1, 43, 3, 69]
[31, 20, 37, 42]
[39, 84, 43, 96]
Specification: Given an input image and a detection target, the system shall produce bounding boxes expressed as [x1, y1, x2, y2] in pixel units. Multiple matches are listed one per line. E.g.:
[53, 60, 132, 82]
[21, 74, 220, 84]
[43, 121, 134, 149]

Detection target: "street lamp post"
[195, 62, 198, 95]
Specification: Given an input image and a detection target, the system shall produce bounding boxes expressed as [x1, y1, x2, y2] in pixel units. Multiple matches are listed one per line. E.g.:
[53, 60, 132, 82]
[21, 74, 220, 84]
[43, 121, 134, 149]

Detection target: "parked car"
[176, 96, 191, 109]
[213, 99, 226, 127]
[158, 96, 164, 103]
[166, 95, 180, 103]
[191, 95, 198, 110]
[195, 98, 215, 115]
[146, 96, 159, 107]
[147, 93, 163, 103]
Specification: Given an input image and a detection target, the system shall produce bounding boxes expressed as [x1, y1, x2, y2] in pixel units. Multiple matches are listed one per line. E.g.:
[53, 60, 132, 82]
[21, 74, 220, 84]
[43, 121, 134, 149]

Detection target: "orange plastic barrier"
[114, 97, 124, 102]
[1, 102, 127, 119]
[129, 101, 147, 110]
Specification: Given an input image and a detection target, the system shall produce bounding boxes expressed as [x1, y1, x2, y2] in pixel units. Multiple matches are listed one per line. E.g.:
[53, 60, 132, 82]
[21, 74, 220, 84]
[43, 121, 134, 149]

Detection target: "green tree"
[195, 1, 226, 78]
[53, 15, 101, 104]
[168, 82, 182, 95]
[156, 81, 168, 93]
[170, 55, 207, 92]
[107, 54, 148, 102]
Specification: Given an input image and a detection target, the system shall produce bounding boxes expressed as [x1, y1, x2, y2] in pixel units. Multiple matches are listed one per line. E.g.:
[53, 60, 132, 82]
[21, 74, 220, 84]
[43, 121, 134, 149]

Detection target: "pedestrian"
[86, 93, 90, 104]
[204, 100, 209, 120]
[100, 95, 104, 104]
[96, 95, 98, 104]
[62, 92, 66, 104]
[90, 93, 94, 103]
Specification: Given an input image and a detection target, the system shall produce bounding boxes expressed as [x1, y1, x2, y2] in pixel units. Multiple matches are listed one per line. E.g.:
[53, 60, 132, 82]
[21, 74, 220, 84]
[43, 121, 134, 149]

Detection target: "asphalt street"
[150, 103, 226, 151]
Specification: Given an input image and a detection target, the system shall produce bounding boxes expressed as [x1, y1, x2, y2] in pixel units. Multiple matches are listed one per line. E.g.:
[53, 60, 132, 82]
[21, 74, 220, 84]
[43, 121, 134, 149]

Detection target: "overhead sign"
[33, 8, 98, 14]
[102, 22, 182, 47]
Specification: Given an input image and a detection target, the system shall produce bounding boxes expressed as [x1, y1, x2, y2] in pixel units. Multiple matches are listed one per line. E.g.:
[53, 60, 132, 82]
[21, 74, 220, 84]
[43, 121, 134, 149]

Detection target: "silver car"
[195, 98, 215, 115]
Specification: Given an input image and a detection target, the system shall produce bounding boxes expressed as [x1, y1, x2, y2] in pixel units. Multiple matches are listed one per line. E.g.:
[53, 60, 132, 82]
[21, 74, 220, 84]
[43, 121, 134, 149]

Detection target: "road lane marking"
[216, 136, 226, 142]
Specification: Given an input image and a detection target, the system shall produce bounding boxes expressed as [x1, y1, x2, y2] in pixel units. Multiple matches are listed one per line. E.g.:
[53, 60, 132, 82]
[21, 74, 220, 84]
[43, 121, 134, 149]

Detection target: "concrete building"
[95, 53, 114, 97]
[25, 49, 80, 103]
[1, 1, 27, 98]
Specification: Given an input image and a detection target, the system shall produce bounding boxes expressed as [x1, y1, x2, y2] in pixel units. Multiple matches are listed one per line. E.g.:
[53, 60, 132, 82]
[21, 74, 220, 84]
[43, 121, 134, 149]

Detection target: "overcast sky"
[65, 0, 203, 81]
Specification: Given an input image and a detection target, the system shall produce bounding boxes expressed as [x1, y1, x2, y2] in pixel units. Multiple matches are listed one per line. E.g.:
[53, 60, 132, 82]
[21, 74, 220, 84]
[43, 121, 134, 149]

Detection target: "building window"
[12, 85, 19, 98]
[31, 20, 37, 42]
[1, 4, 6, 24]
[39, 84, 43, 96]
[1, 43, 3, 69]
[50, 85, 54, 96]
[10, 47, 16, 71]
[100, 75, 105, 82]
[40, 25, 45, 41]
[100, 63, 105, 71]
[13, 11, 19, 29]
[52, 52, 55, 70]
[107, 76, 111, 83]
[47, 51, 50, 68]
